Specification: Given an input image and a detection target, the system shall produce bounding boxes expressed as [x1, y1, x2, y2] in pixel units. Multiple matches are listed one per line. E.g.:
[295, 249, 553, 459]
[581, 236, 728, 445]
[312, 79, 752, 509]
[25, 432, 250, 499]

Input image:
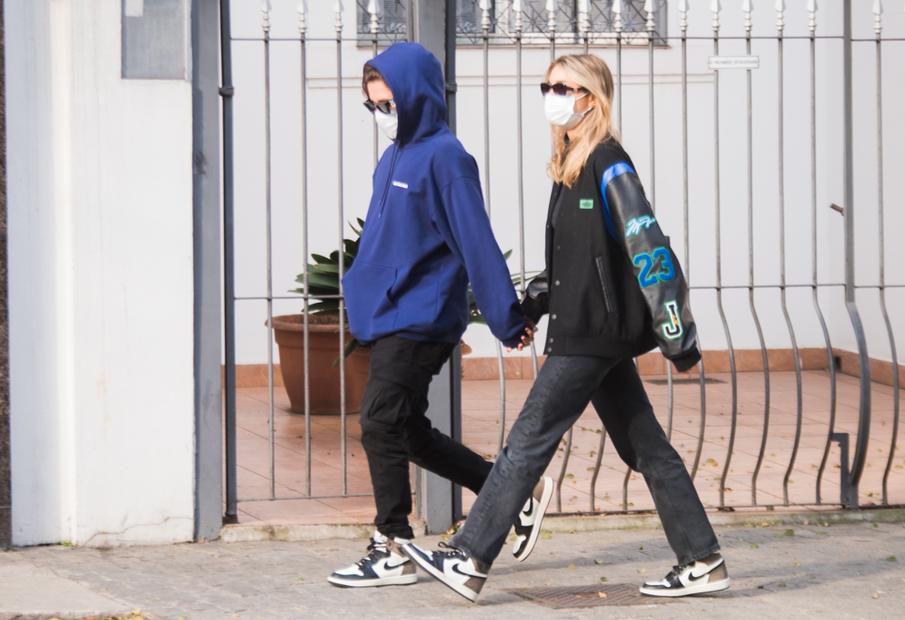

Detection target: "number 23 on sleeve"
[632, 247, 676, 288]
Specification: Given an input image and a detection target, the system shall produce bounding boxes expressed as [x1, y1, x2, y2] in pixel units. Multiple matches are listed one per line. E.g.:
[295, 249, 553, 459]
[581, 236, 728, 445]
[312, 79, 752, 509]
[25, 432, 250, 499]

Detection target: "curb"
[219, 507, 905, 543]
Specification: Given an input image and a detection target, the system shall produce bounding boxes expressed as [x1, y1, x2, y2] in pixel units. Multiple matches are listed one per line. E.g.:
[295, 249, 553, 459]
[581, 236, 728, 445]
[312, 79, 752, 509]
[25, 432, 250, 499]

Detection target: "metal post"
[335, 1, 348, 497]
[298, 1, 313, 497]
[0, 0, 10, 550]
[809, 0, 838, 507]
[262, 0, 277, 501]
[743, 0, 771, 508]
[841, 0, 871, 505]
[874, 0, 899, 506]
[219, 0, 238, 525]
[775, 0, 805, 509]
[710, 1, 738, 508]
[411, 0, 461, 534]
[191, 0, 224, 540]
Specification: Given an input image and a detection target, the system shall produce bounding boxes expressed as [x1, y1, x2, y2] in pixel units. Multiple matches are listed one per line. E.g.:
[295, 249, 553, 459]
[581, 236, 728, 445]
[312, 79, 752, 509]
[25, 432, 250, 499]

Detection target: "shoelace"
[438, 541, 468, 560]
[357, 537, 389, 568]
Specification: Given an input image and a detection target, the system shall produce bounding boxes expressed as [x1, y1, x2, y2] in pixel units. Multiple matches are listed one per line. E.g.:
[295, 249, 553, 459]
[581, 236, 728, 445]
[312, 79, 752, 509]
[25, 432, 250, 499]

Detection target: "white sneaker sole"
[327, 573, 418, 588]
[403, 543, 481, 603]
[515, 476, 555, 563]
[640, 576, 731, 598]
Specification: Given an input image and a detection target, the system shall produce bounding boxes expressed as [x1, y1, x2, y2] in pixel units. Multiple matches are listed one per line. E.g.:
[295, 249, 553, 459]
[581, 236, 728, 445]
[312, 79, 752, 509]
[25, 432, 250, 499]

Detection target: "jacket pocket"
[594, 256, 616, 314]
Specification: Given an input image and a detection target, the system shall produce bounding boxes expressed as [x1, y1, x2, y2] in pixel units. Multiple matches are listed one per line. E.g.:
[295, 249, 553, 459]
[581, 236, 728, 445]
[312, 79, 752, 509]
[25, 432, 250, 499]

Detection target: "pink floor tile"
[235, 371, 905, 524]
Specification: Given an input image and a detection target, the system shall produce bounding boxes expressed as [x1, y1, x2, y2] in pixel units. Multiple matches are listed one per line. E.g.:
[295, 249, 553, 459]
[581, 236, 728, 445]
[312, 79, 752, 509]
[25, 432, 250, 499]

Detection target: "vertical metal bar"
[590, 430, 607, 512]
[369, 1, 380, 167]
[744, 1, 771, 508]
[711, 5, 738, 509]
[809, 0, 837, 506]
[648, 1, 674, 444]
[220, 0, 238, 523]
[299, 2, 313, 497]
[514, 1, 536, 386]
[692, 358, 706, 479]
[547, 0, 556, 61]
[480, 1, 508, 455]
[335, 1, 348, 496]
[614, 0, 623, 132]
[841, 0, 872, 504]
[514, 1, 526, 301]
[875, 3, 900, 506]
[678, 0, 698, 450]
[624, 0, 660, 513]
[579, 0, 589, 53]
[262, 2, 277, 500]
[776, 1, 805, 509]
[645, 1, 655, 208]
[679, 0, 706, 483]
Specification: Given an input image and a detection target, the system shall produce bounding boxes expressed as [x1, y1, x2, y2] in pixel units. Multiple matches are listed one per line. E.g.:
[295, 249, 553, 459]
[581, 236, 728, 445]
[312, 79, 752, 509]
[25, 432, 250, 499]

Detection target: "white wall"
[7, 0, 195, 545]
[230, 1, 903, 365]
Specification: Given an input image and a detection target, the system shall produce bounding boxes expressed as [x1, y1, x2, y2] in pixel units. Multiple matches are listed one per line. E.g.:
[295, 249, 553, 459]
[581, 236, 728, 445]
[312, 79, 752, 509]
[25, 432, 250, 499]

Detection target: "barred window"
[356, 1, 668, 45]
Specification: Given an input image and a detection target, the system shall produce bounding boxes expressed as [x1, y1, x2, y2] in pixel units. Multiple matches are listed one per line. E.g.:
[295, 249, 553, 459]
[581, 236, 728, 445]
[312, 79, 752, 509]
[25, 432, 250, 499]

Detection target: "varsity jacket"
[521, 138, 701, 372]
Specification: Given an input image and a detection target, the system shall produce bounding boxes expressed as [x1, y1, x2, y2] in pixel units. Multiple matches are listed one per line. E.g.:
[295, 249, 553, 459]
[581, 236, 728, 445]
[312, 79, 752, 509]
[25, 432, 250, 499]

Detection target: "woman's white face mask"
[544, 92, 590, 130]
[375, 108, 398, 141]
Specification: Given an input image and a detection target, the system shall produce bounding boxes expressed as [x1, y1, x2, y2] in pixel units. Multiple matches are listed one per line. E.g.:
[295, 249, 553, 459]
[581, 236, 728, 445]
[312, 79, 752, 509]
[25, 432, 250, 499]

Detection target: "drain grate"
[508, 583, 674, 609]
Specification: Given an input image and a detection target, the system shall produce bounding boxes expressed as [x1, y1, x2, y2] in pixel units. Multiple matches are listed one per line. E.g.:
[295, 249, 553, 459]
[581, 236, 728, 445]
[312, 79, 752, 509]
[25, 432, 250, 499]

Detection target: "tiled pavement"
[4, 520, 905, 618]
[235, 370, 905, 526]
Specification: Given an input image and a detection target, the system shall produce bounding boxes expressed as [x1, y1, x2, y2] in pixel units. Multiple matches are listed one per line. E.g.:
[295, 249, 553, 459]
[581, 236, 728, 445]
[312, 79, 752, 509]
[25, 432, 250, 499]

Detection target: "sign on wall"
[121, 0, 188, 79]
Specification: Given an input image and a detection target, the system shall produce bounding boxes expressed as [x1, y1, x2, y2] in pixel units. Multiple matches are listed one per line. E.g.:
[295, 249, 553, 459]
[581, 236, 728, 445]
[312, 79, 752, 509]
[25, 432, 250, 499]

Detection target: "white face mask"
[544, 92, 590, 129]
[374, 108, 398, 141]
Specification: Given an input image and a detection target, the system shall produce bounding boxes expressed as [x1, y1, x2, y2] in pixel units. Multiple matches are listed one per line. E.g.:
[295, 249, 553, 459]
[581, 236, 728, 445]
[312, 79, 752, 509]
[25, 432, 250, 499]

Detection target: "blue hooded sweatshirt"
[342, 42, 524, 348]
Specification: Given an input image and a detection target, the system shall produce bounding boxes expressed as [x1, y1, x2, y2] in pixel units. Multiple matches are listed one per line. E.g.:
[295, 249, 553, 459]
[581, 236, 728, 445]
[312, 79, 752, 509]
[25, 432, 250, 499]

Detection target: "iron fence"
[221, 0, 903, 524]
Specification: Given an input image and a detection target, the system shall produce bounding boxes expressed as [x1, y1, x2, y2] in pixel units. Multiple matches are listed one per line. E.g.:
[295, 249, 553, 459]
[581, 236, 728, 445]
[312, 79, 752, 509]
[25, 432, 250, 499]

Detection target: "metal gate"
[219, 1, 903, 527]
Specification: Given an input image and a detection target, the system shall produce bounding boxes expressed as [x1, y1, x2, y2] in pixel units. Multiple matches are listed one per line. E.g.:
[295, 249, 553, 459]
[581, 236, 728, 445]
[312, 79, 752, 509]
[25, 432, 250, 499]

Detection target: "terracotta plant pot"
[268, 314, 370, 415]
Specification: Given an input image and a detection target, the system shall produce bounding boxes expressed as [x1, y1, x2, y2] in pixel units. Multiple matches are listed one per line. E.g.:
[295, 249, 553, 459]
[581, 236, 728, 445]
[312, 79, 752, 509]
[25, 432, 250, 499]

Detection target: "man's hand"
[507, 322, 535, 352]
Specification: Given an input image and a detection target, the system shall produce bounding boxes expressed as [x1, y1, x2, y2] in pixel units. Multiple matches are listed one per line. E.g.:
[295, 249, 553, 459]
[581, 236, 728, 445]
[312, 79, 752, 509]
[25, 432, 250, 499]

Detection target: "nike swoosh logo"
[689, 559, 722, 581]
[385, 560, 408, 570]
[450, 562, 487, 580]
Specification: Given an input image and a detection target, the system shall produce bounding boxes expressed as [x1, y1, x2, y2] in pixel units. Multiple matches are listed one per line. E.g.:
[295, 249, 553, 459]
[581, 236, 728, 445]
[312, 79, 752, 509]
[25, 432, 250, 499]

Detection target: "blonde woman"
[405, 54, 729, 602]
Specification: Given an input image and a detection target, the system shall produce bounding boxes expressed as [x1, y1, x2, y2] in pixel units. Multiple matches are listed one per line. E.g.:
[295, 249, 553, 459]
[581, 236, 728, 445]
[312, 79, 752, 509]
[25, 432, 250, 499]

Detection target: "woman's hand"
[507, 322, 536, 352]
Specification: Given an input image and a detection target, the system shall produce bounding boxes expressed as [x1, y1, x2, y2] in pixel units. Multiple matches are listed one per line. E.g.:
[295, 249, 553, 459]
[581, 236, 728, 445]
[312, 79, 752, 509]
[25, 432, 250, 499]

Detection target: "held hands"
[507, 321, 536, 352]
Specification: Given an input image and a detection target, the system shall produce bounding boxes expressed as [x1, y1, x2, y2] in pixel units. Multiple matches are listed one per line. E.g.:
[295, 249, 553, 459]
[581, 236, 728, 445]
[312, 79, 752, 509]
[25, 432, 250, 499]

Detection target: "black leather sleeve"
[520, 270, 549, 325]
[602, 168, 701, 370]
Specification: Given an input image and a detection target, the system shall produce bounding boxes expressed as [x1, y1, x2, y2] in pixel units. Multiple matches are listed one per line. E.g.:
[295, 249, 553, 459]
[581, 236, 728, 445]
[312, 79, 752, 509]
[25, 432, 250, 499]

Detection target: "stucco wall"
[7, 0, 195, 546]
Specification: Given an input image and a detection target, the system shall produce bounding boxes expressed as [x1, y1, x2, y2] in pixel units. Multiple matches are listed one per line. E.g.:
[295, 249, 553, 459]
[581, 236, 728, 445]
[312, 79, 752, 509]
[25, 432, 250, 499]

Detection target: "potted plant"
[268, 220, 370, 415]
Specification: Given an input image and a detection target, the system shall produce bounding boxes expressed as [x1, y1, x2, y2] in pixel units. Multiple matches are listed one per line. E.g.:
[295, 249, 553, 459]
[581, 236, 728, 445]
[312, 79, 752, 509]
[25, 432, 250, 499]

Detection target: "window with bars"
[356, 1, 668, 45]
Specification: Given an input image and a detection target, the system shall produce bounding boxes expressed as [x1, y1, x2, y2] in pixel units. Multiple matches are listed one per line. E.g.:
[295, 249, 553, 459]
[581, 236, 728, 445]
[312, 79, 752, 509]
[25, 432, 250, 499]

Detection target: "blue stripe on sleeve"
[599, 161, 636, 241]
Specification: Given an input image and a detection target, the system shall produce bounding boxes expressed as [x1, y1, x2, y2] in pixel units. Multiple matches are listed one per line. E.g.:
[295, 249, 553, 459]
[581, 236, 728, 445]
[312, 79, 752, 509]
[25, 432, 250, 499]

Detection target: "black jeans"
[452, 355, 720, 567]
[360, 336, 493, 540]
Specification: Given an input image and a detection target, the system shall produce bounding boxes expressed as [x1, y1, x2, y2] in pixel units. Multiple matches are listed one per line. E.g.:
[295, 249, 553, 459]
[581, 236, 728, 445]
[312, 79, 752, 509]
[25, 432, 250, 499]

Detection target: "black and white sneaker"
[512, 476, 554, 562]
[639, 553, 731, 597]
[403, 541, 488, 603]
[327, 532, 418, 588]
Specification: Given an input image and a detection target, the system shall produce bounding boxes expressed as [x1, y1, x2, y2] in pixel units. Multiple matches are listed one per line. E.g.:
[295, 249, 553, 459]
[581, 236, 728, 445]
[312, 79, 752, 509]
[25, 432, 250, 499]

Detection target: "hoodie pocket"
[594, 256, 617, 315]
[342, 261, 398, 338]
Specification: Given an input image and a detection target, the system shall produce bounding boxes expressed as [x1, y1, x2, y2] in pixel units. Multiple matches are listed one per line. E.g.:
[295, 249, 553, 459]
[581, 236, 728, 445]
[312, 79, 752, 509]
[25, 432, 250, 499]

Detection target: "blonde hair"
[546, 54, 618, 187]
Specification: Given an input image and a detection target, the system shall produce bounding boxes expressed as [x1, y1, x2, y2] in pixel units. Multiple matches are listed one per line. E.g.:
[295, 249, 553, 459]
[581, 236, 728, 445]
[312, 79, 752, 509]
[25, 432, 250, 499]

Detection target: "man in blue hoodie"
[328, 43, 553, 589]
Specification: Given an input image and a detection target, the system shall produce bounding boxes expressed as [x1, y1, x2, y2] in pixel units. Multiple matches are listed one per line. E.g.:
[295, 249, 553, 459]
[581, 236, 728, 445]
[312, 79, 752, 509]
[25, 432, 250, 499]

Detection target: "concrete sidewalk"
[2, 515, 904, 619]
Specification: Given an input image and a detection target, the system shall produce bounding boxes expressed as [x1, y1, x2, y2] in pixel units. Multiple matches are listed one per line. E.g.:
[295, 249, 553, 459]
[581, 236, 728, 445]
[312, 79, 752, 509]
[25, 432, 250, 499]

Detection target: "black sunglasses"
[363, 99, 395, 114]
[540, 82, 587, 96]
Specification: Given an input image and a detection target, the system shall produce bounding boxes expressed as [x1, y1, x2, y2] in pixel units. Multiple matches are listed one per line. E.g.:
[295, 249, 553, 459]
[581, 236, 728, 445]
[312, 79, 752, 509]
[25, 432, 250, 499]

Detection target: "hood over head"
[366, 42, 447, 145]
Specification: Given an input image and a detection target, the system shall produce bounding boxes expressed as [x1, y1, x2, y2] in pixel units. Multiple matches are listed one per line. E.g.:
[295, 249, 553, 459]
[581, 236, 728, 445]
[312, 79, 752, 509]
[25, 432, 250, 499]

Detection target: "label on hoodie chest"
[392, 180, 409, 189]
[579, 198, 595, 209]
